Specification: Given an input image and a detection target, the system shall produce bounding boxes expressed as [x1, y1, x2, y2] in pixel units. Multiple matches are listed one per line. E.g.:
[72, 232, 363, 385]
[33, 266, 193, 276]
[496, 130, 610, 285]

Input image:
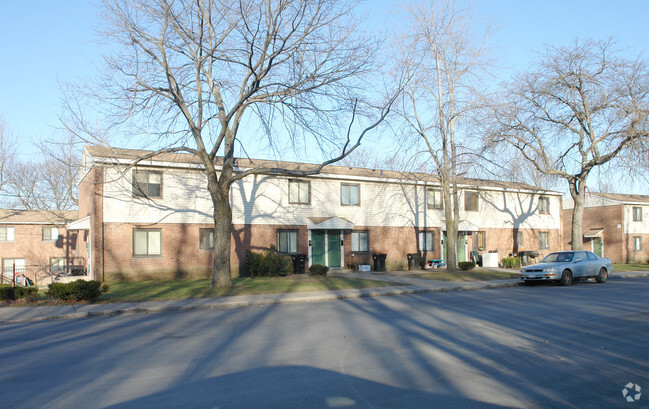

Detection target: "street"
[1, 279, 648, 408]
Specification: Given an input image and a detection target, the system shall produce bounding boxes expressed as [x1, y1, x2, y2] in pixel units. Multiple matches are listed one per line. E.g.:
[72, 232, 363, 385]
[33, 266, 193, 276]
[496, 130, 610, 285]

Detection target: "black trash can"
[291, 254, 307, 274]
[407, 253, 422, 270]
[372, 253, 387, 272]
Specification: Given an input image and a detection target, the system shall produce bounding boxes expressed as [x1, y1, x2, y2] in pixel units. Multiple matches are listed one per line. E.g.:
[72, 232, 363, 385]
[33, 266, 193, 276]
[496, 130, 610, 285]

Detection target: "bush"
[0, 285, 39, 302]
[246, 248, 292, 277]
[309, 264, 329, 276]
[15, 286, 39, 301]
[501, 257, 521, 269]
[47, 280, 106, 302]
[0, 284, 15, 301]
[458, 261, 476, 271]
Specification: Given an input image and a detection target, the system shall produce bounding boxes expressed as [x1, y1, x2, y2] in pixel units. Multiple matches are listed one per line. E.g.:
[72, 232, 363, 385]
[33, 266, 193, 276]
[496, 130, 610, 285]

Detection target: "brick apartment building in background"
[68, 146, 564, 281]
[563, 192, 649, 263]
[0, 209, 78, 282]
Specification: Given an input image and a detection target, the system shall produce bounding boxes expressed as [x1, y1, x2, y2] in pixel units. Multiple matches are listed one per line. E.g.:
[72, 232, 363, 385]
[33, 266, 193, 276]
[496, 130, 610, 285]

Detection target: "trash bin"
[407, 253, 422, 270]
[291, 254, 307, 274]
[372, 253, 387, 272]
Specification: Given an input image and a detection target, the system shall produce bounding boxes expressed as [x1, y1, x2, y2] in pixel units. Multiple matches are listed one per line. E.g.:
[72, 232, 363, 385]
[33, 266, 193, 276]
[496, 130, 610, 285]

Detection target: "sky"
[1, 0, 649, 172]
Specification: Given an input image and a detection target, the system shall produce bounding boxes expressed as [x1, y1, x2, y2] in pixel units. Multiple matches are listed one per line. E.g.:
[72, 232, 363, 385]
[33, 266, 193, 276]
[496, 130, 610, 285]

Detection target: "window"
[50, 257, 66, 274]
[133, 170, 162, 198]
[633, 207, 643, 222]
[427, 189, 443, 210]
[418, 231, 434, 252]
[539, 232, 549, 249]
[539, 196, 550, 214]
[464, 191, 479, 211]
[42, 226, 59, 242]
[288, 180, 310, 204]
[2, 258, 25, 276]
[133, 229, 162, 257]
[351, 231, 369, 252]
[277, 230, 298, 253]
[633, 236, 642, 251]
[0, 226, 15, 242]
[341, 183, 360, 206]
[199, 229, 214, 250]
[475, 231, 486, 251]
[516, 231, 524, 247]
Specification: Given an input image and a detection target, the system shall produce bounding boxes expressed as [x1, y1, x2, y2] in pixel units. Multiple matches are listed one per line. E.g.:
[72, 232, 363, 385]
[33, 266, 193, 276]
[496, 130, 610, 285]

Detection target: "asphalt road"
[1, 279, 648, 409]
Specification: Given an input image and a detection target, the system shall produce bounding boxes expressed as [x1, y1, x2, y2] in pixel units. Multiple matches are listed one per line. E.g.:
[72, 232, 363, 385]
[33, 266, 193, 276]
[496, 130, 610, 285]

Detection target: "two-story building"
[563, 192, 649, 263]
[71, 146, 563, 281]
[0, 209, 78, 284]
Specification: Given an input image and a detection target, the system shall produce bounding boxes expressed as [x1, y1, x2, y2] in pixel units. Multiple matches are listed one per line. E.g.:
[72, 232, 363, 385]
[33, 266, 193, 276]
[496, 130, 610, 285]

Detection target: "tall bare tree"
[395, 0, 492, 270]
[65, 0, 395, 287]
[0, 117, 16, 195]
[489, 39, 649, 249]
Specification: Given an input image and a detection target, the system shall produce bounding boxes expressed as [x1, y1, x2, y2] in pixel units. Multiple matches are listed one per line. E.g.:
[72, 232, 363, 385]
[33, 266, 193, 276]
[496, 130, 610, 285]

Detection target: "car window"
[587, 252, 597, 261]
[574, 251, 587, 261]
[543, 252, 573, 262]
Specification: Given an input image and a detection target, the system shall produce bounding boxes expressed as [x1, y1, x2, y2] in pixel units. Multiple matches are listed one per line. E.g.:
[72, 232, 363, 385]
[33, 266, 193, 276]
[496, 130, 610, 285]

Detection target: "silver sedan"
[520, 250, 613, 286]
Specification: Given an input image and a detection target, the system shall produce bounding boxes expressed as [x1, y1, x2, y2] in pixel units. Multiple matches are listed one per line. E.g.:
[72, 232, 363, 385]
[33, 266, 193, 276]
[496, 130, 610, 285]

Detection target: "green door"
[311, 230, 326, 266]
[593, 237, 603, 257]
[457, 232, 466, 262]
[443, 232, 447, 262]
[327, 230, 341, 267]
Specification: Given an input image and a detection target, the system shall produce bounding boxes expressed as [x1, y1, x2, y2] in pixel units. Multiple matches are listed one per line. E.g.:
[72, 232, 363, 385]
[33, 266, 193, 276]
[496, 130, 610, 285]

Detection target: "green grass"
[98, 275, 396, 302]
[406, 269, 520, 281]
[611, 263, 649, 272]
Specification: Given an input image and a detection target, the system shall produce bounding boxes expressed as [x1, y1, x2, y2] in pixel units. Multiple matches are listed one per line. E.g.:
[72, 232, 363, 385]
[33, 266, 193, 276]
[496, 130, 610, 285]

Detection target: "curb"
[0, 281, 521, 324]
[1, 273, 646, 324]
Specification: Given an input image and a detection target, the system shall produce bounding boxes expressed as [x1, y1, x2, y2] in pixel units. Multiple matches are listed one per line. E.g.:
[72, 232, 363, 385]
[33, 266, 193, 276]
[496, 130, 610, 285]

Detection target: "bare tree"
[0, 117, 16, 195]
[489, 39, 649, 250]
[394, 0, 492, 270]
[65, 0, 396, 287]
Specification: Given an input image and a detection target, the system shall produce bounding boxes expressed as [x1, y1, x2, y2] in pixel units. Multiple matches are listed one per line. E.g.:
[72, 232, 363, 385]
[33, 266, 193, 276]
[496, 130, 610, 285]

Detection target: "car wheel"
[596, 268, 608, 283]
[560, 270, 572, 286]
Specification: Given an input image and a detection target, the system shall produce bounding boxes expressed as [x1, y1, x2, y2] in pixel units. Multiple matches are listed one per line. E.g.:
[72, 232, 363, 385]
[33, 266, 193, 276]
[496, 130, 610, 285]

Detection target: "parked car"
[520, 250, 612, 286]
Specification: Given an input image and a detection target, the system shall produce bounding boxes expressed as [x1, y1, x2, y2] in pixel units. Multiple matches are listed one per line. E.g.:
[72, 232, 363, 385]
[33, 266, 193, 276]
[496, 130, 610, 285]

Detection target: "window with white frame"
[0, 226, 15, 242]
[539, 232, 549, 249]
[50, 257, 67, 274]
[351, 231, 369, 252]
[633, 236, 642, 251]
[133, 170, 162, 199]
[341, 183, 360, 206]
[199, 229, 214, 250]
[133, 229, 162, 257]
[475, 231, 486, 251]
[42, 226, 59, 242]
[2, 258, 25, 276]
[418, 231, 434, 252]
[464, 191, 479, 211]
[633, 206, 643, 222]
[288, 180, 310, 204]
[427, 189, 443, 210]
[539, 196, 550, 214]
[277, 230, 298, 253]
[516, 231, 524, 247]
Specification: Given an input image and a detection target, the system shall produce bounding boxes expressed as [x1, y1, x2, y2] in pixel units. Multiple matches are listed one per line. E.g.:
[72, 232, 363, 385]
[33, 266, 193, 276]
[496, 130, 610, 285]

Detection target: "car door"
[572, 251, 588, 278]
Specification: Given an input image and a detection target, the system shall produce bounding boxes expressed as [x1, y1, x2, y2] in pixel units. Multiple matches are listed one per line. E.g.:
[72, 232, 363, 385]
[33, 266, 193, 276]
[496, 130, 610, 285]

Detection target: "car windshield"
[542, 252, 574, 263]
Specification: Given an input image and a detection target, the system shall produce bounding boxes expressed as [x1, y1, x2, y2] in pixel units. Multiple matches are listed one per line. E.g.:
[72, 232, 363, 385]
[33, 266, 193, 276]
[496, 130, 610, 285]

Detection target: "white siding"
[624, 205, 649, 234]
[101, 165, 561, 231]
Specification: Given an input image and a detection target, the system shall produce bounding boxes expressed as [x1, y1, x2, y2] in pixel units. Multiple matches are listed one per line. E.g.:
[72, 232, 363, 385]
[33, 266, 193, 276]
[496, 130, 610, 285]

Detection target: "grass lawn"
[98, 275, 396, 303]
[406, 269, 520, 281]
[611, 263, 649, 272]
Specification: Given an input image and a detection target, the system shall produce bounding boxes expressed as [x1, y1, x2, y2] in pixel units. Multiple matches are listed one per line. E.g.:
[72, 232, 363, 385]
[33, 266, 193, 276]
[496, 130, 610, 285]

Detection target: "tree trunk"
[442, 179, 459, 272]
[209, 173, 233, 288]
[568, 178, 586, 251]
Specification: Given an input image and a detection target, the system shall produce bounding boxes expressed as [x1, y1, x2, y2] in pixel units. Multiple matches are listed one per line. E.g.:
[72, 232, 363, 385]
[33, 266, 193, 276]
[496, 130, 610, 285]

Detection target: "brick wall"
[562, 205, 627, 263]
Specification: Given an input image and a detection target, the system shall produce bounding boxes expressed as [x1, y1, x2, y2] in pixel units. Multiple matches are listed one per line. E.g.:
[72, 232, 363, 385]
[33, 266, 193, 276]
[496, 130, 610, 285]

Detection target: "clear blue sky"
[1, 0, 648, 161]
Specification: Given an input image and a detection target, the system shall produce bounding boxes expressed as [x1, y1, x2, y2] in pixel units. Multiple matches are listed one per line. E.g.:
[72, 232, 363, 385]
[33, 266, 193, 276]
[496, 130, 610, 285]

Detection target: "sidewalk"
[1, 270, 648, 324]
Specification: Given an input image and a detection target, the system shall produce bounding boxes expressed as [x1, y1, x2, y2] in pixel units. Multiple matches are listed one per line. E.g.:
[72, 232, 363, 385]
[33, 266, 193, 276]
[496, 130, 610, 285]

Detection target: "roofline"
[84, 146, 563, 196]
